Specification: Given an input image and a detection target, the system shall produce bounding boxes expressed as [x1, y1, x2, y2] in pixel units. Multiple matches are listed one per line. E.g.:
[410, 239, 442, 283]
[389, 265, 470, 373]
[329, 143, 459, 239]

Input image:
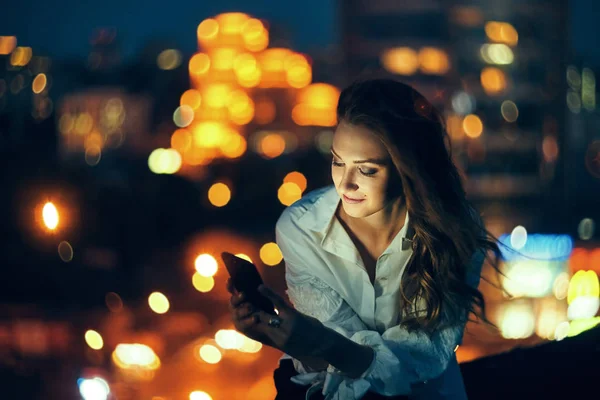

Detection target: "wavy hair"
[336, 78, 503, 333]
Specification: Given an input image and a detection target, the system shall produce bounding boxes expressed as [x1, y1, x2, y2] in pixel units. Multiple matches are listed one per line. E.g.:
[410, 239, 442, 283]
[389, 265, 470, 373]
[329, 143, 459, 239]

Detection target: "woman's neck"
[339, 197, 407, 245]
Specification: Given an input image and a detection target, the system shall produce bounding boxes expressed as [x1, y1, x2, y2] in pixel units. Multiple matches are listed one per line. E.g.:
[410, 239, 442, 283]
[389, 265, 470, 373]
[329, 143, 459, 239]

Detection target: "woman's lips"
[343, 194, 365, 204]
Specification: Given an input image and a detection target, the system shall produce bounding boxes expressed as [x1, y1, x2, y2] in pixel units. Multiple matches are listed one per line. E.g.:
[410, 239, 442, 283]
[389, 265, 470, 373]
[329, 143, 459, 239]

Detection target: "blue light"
[498, 234, 573, 262]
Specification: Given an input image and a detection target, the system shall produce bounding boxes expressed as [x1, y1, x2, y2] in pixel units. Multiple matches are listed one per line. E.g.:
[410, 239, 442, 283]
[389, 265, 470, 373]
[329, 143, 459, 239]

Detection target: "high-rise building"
[338, 0, 570, 235]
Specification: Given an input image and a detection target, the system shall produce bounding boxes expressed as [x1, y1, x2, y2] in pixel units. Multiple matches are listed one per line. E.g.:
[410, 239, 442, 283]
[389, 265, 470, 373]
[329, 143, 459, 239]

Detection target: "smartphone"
[221, 252, 277, 315]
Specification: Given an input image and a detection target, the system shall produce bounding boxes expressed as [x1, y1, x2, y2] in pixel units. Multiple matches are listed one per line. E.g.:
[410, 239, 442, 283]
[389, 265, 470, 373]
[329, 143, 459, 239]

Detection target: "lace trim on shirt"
[285, 276, 344, 322]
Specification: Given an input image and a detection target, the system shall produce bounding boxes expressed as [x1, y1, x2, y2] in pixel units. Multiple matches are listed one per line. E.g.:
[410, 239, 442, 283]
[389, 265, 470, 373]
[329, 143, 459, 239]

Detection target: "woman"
[227, 79, 501, 399]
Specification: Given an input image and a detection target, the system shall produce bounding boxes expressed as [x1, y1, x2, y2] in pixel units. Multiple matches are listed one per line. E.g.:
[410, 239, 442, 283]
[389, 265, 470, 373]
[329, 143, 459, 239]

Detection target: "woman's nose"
[340, 169, 358, 191]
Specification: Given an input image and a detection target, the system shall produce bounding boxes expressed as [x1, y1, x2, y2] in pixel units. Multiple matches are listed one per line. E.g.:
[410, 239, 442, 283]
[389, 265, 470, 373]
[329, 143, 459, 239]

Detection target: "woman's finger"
[235, 314, 259, 332]
[236, 303, 255, 320]
[226, 278, 237, 294]
[229, 292, 246, 308]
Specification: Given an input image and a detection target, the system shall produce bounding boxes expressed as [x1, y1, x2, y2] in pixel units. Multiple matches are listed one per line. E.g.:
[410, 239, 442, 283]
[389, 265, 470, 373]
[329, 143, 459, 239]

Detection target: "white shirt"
[275, 185, 485, 400]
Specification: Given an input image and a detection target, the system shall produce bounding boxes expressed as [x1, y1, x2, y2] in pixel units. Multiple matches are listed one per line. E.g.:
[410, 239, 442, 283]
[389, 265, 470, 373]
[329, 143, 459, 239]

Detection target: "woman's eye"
[359, 168, 377, 176]
[332, 160, 343, 167]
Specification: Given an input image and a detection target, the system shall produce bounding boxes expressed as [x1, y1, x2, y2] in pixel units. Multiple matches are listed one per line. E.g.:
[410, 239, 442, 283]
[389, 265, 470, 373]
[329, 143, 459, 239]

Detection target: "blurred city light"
[380, 47, 419, 75]
[480, 67, 507, 95]
[207, 183, 231, 207]
[0, 36, 17, 55]
[462, 114, 483, 138]
[194, 254, 218, 277]
[234, 253, 252, 263]
[510, 225, 528, 249]
[418, 47, 450, 75]
[578, 218, 595, 240]
[498, 300, 535, 339]
[85, 330, 104, 350]
[284, 171, 307, 193]
[148, 292, 170, 314]
[157, 49, 182, 70]
[190, 391, 213, 400]
[499, 234, 573, 262]
[148, 148, 182, 174]
[58, 240, 74, 262]
[192, 272, 215, 293]
[485, 21, 518, 46]
[199, 344, 222, 364]
[215, 329, 245, 349]
[32, 73, 47, 93]
[500, 100, 519, 122]
[78, 377, 110, 400]
[42, 202, 59, 230]
[112, 343, 161, 370]
[278, 182, 302, 206]
[105, 292, 123, 312]
[260, 242, 282, 266]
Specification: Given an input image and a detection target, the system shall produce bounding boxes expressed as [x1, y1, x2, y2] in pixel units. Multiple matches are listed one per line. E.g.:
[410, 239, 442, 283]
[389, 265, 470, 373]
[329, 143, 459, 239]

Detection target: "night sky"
[2, 0, 599, 65]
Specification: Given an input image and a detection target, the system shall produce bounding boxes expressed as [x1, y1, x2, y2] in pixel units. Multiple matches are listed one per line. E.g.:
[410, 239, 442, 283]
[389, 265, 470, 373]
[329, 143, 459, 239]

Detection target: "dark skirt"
[273, 358, 409, 400]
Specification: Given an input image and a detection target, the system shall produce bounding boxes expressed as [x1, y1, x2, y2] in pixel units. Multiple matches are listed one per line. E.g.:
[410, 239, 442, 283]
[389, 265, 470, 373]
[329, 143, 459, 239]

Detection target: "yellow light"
[194, 254, 218, 277]
[189, 53, 211, 76]
[235, 253, 253, 263]
[215, 329, 245, 349]
[148, 292, 170, 314]
[180, 89, 202, 110]
[480, 67, 507, 95]
[239, 337, 262, 353]
[190, 391, 212, 400]
[380, 47, 419, 75]
[418, 47, 450, 75]
[278, 182, 302, 206]
[85, 330, 104, 350]
[207, 182, 231, 207]
[10, 46, 32, 66]
[260, 242, 283, 266]
[216, 12, 249, 34]
[199, 344, 222, 364]
[259, 133, 286, 158]
[192, 272, 215, 293]
[148, 148, 182, 174]
[462, 115, 483, 138]
[42, 202, 59, 230]
[192, 121, 232, 148]
[221, 134, 247, 159]
[197, 19, 219, 41]
[203, 84, 231, 108]
[113, 343, 160, 370]
[283, 171, 307, 193]
[32, 73, 47, 94]
[567, 270, 600, 304]
[212, 47, 238, 70]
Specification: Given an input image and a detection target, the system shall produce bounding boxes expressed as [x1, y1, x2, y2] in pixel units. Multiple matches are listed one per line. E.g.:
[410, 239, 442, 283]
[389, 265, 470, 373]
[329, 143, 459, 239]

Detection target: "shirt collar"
[297, 185, 414, 257]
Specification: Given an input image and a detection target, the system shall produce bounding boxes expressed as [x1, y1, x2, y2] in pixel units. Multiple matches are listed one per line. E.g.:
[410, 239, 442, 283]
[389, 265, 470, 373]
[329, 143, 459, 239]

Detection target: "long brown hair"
[337, 78, 502, 333]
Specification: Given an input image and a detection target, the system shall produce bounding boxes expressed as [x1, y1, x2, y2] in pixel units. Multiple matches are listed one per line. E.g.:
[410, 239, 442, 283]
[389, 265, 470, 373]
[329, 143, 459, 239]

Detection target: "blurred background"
[1, 0, 599, 399]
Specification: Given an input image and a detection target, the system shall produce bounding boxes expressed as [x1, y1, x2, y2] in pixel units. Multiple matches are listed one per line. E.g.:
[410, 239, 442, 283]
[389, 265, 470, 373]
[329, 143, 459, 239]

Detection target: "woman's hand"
[226, 278, 326, 359]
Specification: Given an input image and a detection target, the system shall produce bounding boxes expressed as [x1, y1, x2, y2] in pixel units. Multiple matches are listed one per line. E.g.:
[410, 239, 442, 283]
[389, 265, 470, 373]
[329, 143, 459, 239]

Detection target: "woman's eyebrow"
[330, 147, 388, 166]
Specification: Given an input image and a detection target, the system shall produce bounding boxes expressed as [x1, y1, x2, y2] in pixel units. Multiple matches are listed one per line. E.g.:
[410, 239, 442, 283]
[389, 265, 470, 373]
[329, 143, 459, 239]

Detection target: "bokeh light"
[500, 101, 519, 122]
[190, 391, 212, 400]
[148, 292, 170, 314]
[79, 377, 110, 400]
[157, 49, 182, 70]
[480, 67, 507, 95]
[32, 73, 47, 94]
[192, 272, 215, 293]
[85, 330, 104, 350]
[208, 183, 231, 207]
[199, 344, 222, 364]
[260, 242, 283, 266]
[194, 254, 218, 277]
[58, 241, 74, 262]
[42, 202, 59, 230]
[278, 182, 302, 206]
[105, 292, 123, 312]
[462, 114, 483, 138]
[284, 171, 307, 193]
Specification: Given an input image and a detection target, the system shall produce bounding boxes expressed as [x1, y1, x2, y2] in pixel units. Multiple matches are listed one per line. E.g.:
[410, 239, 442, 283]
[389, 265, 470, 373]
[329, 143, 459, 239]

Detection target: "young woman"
[227, 79, 501, 399]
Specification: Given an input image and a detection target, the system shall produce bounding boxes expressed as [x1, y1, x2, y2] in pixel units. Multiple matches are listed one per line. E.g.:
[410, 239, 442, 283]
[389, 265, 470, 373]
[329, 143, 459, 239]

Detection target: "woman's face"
[331, 121, 399, 219]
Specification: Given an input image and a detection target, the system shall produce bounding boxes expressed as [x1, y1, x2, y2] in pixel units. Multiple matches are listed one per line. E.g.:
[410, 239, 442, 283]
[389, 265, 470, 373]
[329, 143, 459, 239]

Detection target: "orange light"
[207, 183, 231, 207]
[189, 53, 211, 76]
[180, 89, 202, 110]
[171, 128, 192, 153]
[284, 171, 307, 193]
[197, 19, 219, 41]
[462, 115, 483, 138]
[260, 133, 286, 158]
[381, 47, 419, 75]
[418, 47, 450, 75]
[254, 97, 276, 124]
[221, 134, 247, 159]
[480, 67, 507, 95]
[260, 242, 283, 266]
[0, 36, 17, 55]
[32, 73, 47, 94]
